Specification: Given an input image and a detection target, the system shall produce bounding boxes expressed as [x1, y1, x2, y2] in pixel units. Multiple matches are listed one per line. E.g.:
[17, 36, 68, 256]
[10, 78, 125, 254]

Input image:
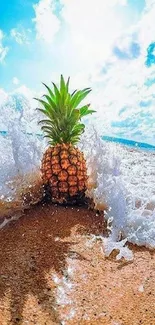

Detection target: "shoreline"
[0, 140, 154, 220]
[0, 202, 154, 324]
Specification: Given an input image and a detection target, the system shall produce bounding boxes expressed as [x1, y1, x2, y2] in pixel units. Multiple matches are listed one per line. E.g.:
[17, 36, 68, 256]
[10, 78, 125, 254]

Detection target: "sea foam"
[80, 126, 155, 259]
[0, 93, 155, 259]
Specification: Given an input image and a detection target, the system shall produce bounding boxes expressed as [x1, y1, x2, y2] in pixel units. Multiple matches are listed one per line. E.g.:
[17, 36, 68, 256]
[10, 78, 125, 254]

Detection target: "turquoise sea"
[1, 130, 154, 151]
[102, 135, 155, 151]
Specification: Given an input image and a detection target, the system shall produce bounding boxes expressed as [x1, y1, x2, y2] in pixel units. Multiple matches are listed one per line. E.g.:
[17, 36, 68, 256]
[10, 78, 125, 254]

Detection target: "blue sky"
[0, 0, 155, 145]
[0, 0, 146, 91]
[0, 0, 34, 31]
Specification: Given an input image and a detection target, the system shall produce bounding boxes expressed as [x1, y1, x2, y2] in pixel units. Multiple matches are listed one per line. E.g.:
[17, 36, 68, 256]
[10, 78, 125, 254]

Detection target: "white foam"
[0, 93, 155, 259]
[138, 284, 144, 293]
[80, 125, 155, 259]
[0, 92, 46, 203]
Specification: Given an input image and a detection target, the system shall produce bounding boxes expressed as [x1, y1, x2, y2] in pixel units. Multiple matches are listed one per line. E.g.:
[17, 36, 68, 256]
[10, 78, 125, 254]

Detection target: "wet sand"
[0, 202, 155, 325]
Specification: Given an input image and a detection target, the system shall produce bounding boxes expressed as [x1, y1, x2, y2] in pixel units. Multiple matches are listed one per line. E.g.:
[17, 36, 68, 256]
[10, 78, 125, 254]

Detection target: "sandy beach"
[0, 202, 154, 325]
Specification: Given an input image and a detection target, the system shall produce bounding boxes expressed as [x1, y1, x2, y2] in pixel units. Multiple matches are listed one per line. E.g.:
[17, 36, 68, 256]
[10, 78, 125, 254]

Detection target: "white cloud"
[91, 60, 155, 144]
[13, 85, 34, 98]
[52, 0, 154, 145]
[118, 0, 127, 5]
[10, 28, 30, 45]
[135, 1, 155, 54]
[1, 0, 155, 145]
[145, 0, 155, 9]
[33, 0, 60, 43]
[0, 30, 9, 63]
[61, 0, 130, 69]
[13, 77, 20, 85]
[59, 1, 153, 145]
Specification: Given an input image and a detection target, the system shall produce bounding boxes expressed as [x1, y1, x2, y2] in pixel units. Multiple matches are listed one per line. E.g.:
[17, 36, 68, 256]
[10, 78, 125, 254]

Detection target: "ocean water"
[0, 94, 155, 260]
[102, 135, 155, 151]
[1, 130, 155, 150]
[80, 128, 155, 259]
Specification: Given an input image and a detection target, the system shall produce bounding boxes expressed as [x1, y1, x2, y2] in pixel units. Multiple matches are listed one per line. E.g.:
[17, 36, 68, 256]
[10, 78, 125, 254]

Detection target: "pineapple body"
[36, 75, 95, 204]
[41, 143, 87, 203]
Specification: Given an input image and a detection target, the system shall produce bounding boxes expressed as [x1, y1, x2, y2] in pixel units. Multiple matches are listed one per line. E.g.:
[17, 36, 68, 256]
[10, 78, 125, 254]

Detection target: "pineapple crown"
[35, 74, 96, 145]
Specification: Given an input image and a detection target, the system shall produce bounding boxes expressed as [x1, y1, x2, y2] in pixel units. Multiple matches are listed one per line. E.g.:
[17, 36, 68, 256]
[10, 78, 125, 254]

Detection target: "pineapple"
[35, 75, 95, 204]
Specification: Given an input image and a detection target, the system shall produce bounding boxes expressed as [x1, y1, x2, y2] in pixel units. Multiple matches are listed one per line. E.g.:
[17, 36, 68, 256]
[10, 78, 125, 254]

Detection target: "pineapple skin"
[41, 143, 87, 203]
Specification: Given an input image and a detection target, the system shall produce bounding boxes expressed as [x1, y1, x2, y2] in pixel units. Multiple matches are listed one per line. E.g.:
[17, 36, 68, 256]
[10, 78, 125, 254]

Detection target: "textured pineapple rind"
[41, 143, 88, 203]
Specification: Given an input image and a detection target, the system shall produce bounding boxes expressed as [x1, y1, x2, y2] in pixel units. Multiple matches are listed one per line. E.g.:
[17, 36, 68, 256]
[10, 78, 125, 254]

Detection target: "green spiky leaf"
[35, 75, 95, 145]
[42, 83, 55, 101]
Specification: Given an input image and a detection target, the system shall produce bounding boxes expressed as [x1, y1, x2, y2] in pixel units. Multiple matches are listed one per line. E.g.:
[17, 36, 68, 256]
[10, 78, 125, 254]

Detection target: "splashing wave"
[0, 94, 155, 259]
